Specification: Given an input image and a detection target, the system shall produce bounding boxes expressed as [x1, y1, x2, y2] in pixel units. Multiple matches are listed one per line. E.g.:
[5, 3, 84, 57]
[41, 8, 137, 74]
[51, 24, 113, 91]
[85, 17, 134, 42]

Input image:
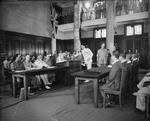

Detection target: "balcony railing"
[58, 0, 149, 25]
[116, 0, 149, 16]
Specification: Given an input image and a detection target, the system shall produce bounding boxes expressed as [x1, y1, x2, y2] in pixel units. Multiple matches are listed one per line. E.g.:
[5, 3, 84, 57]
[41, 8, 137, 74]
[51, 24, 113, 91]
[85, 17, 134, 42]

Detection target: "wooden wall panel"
[1, 30, 51, 57]
[2, 31, 146, 68]
[57, 39, 74, 53]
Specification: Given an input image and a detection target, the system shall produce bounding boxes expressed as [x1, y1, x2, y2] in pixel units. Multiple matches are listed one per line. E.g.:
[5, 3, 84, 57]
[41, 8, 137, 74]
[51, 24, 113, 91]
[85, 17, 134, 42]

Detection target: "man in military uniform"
[97, 43, 108, 67]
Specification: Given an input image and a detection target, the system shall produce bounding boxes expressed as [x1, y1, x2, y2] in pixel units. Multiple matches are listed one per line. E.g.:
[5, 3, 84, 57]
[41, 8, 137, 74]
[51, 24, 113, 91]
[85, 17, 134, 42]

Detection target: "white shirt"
[121, 59, 127, 64]
[127, 60, 131, 64]
[3, 60, 9, 69]
[137, 72, 150, 89]
[56, 53, 65, 63]
[132, 58, 138, 62]
[34, 59, 49, 69]
[112, 59, 119, 65]
[82, 48, 93, 64]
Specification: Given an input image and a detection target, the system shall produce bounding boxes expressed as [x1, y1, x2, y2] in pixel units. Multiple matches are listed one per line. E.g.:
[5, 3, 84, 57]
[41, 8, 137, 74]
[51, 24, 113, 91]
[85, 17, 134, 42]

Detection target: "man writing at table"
[100, 50, 122, 104]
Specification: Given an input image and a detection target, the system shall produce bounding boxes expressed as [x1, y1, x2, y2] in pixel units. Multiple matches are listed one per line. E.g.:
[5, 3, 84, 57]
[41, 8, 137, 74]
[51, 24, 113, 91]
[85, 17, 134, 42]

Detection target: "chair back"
[120, 67, 128, 93]
[132, 60, 139, 80]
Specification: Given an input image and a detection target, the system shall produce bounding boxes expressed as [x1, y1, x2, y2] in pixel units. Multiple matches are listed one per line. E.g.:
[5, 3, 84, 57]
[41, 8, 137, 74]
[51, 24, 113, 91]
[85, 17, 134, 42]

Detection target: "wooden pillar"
[148, 0, 150, 55]
[52, 38, 56, 54]
[74, 1, 81, 51]
[50, 2, 58, 55]
[106, 0, 115, 52]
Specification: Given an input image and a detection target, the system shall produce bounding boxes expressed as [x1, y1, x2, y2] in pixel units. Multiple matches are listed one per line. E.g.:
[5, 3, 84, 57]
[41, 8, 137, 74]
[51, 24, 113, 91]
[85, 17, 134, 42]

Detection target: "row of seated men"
[2, 49, 86, 95]
[3, 53, 56, 91]
[97, 50, 139, 106]
[3, 50, 142, 109]
[99, 50, 149, 113]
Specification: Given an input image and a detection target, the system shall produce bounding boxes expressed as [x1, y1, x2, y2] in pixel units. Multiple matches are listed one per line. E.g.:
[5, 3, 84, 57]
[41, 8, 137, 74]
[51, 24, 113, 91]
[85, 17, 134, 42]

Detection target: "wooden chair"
[3, 68, 13, 95]
[125, 63, 132, 98]
[102, 67, 128, 108]
[131, 60, 139, 92]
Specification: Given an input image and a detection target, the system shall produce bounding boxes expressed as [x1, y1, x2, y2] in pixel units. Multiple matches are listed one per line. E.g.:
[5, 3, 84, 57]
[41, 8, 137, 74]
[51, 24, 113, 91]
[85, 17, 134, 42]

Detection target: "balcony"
[58, 11, 148, 32]
[58, 0, 148, 25]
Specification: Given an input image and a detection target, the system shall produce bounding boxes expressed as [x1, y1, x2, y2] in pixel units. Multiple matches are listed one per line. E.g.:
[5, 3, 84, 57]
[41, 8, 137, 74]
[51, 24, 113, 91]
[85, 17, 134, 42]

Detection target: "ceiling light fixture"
[85, 2, 90, 9]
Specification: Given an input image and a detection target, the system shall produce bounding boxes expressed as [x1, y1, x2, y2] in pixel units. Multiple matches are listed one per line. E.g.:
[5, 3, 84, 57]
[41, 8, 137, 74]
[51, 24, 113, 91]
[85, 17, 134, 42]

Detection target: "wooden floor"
[0, 83, 146, 121]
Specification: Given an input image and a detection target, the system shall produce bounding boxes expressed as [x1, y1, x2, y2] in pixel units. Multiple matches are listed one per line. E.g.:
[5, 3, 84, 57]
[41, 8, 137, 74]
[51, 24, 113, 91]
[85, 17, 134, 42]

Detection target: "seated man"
[34, 55, 51, 89]
[56, 50, 65, 63]
[10, 54, 25, 91]
[125, 54, 132, 94]
[44, 54, 55, 85]
[73, 50, 82, 61]
[135, 72, 150, 111]
[3, 56, 10, 69]
[126, 54, 132, 64]
[125, 54, 133, 76]
[11, 54, 25, 71]
[3, 56, 12, 82]
[119, 53, 127, 66]
[132, 54, 139, 63]
[132, 54, 139, 91]
[23, 54, 40, 89]
[100, 50, 122, 103]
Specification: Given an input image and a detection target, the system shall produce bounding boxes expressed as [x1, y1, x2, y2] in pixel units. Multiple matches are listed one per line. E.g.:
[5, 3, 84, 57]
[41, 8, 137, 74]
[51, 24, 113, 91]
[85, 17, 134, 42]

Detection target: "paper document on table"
[47, 66, 56, 68]
[29, 68, 39, 70]
[15, 70, 26, 73]
[85, 68, 101, 74]
[108, 65, 112, 68]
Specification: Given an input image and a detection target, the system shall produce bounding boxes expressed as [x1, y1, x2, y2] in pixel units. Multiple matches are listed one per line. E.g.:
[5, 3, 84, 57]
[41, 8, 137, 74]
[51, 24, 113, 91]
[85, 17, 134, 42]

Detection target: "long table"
[12, 66, 69, 100]
[72, 67, 110, 108]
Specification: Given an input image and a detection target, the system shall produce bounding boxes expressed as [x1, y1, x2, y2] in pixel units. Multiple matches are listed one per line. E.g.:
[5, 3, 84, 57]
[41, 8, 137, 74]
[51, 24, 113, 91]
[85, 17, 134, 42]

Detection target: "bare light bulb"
[85, 2, 90, 9]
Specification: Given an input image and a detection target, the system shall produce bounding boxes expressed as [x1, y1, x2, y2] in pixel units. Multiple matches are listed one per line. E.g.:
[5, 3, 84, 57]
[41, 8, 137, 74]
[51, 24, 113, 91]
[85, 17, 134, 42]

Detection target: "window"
[126, 24, 143, 36]
[95, 28, 106, 38]
[126, 26, 134, 36]
[134, 24, 142, 35]
[95, 29, 101, 38]
[101, 28, 106, 38]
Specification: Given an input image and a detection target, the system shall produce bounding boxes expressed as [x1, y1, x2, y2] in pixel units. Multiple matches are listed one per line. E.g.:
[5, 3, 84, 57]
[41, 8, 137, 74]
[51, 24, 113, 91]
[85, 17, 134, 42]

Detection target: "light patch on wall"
[0, 2, 52, 37]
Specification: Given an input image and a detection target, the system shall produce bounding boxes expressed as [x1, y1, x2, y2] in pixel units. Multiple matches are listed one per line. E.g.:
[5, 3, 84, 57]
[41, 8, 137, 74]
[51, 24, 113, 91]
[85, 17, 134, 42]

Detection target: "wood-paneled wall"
[56, 39, 74, 53]
[0, 30, 149, 68]
[56, 35, 149, 68]
[0, 30, 51, 57]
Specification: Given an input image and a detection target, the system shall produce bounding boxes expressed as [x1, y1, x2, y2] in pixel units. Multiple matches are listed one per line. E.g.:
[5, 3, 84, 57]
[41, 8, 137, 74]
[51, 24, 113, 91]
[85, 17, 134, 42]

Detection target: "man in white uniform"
[81, 45, 93, 69]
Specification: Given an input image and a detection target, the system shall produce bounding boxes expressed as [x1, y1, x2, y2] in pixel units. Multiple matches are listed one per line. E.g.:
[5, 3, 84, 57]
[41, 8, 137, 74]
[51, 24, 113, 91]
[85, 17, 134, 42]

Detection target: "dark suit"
[121, 61, 127, 67]
[132, 59, 139, 80]
[102, 61, 122, 90]
[132, 59, 139, 92]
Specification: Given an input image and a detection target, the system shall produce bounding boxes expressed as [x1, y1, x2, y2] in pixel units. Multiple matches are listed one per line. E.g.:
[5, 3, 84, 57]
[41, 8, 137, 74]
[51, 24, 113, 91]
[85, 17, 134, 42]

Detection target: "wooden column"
[106, 0, 115, 52]
[74, 1, 81, 51]
[52, 38, 56, 54]
[148, 0, 150, 55]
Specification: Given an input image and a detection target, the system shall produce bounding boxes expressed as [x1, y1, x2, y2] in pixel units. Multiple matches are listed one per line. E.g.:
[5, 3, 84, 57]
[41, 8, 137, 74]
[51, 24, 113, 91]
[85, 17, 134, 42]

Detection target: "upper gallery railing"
[58, 0, 149, 24]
